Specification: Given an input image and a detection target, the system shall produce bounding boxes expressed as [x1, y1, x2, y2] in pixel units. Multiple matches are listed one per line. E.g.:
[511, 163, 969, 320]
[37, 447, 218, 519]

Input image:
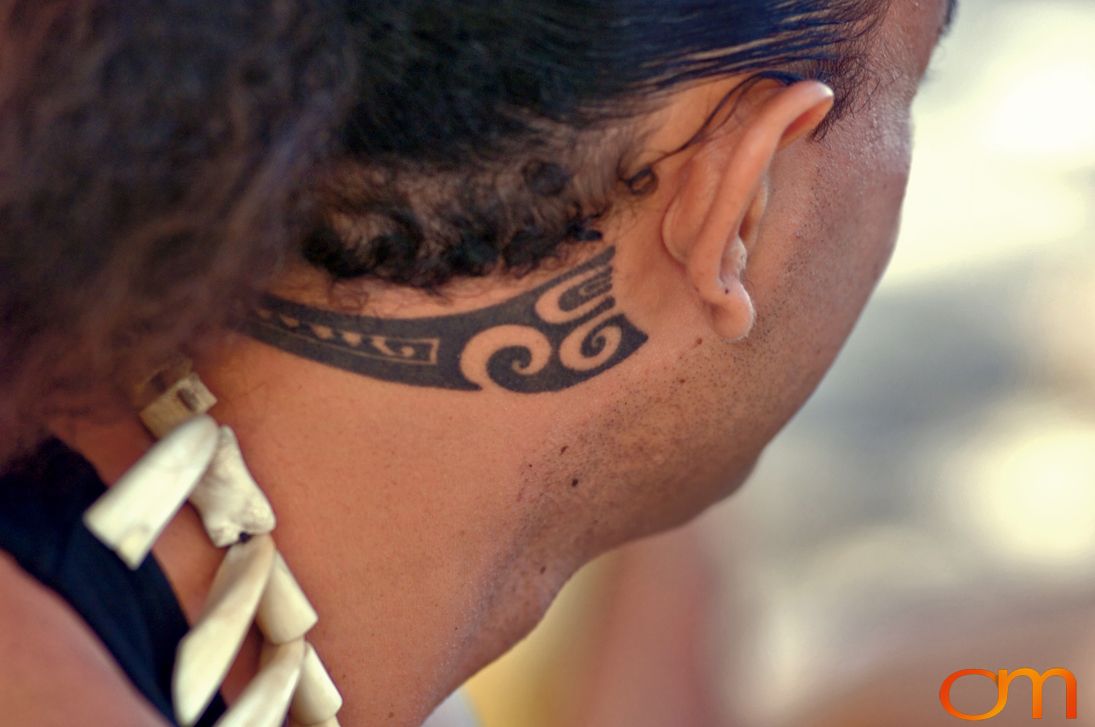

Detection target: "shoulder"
[0, 552, 167, 726]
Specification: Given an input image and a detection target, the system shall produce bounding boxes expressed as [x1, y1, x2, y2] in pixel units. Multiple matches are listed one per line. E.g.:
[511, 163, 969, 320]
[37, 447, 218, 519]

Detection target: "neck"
[57, 333, 574, 725]
[53, 231, 714, 723]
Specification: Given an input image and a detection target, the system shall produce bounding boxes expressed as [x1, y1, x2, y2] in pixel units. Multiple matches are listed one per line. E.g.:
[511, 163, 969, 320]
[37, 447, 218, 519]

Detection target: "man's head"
[0, 0, 956, 516]
[6, 0, 957, 715]
[180, 5, 957, 694]
[8, 0, 956, 552]
[3, 0, 903, 462]
[238, 0, 957, 558]
[8, 0, 954, 538]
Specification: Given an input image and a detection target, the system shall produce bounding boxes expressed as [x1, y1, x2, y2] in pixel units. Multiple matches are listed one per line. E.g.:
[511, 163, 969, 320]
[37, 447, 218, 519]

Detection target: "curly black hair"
[0, 0, 352, 458]
[302, 0, 887, 289]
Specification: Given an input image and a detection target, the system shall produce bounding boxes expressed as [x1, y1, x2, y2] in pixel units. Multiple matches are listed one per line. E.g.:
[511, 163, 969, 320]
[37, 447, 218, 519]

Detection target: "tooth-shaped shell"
[189, 426, 276, 547]
[83, 415, 219, 569]
[291, 717, 341, 727]
[214, 639, 306, 727]
[256, 552, 318, 644]
[252, 551, 315, 643]
[174, 534, 277, 726]
[289, 642, 343, 724]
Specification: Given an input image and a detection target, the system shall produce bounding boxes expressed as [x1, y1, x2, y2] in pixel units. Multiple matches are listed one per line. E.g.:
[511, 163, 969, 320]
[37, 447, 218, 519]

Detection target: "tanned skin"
[10, 1, 959, 724]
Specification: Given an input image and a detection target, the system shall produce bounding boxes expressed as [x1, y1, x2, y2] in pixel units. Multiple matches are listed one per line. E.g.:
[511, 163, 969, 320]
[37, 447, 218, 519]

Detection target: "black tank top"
[0, 438, 227, 726]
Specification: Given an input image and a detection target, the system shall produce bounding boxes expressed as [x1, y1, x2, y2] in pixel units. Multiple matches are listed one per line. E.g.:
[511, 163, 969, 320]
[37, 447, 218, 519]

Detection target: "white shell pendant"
[101, 363, 344, 727]
[83, 415, 219, 569]
[174, 534, 277, 726]
[214, 639, 307, 727]
[190, 426, 276, 547]
[289, 642, 343, 725]
[256, 552, 319, 644]
[292, 718, 341, 727]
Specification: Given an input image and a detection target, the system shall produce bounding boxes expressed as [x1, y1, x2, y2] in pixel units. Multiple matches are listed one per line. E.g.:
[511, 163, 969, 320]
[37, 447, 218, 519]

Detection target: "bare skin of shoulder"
[0, 553, 166, 726]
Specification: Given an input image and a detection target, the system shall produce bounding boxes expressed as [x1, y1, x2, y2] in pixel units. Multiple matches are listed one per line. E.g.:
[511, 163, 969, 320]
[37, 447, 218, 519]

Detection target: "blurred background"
[462, 0, 1095, 724]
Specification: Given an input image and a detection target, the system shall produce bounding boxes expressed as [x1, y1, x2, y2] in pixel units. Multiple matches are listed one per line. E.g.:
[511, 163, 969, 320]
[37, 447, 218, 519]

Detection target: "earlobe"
[662, 80, 834, 341]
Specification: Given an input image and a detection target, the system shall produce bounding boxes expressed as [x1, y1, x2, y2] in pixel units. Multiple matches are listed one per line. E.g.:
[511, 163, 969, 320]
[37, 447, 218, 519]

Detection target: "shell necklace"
[82, 360, 343, 727]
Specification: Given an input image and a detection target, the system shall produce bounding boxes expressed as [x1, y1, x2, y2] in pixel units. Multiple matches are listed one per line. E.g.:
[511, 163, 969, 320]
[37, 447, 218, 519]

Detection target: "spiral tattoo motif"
[244, 247, 647, 393]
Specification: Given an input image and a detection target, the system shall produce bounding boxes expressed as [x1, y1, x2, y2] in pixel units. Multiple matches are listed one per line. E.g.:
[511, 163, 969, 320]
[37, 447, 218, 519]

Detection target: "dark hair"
[0, 0, 884, 462]
[303, 0, 886, 288]
[0, 0, 352, 458]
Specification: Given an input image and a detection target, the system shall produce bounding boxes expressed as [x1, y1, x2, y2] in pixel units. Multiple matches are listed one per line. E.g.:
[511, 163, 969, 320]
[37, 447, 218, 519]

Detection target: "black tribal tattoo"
[244, 247, 648, 393]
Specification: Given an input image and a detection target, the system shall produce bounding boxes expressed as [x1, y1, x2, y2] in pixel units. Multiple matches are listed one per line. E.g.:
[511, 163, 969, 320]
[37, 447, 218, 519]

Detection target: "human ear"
[661, 80, 834, 341]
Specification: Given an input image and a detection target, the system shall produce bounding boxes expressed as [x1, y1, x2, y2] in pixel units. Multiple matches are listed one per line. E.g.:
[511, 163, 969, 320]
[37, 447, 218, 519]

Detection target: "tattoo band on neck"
[244, 247, 648, 393]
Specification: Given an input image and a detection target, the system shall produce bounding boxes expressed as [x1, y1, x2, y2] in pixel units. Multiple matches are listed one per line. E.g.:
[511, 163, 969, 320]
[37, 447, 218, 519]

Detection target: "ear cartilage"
[83, 414, 219, 569]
